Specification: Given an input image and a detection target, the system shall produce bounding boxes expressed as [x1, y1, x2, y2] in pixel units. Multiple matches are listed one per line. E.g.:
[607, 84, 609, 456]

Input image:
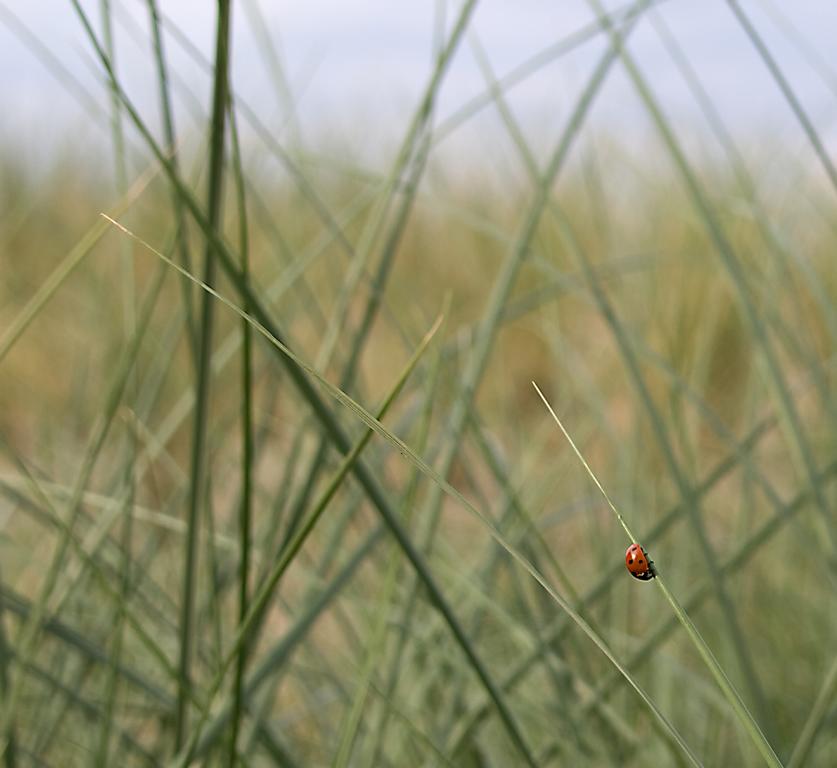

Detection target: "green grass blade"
[107, 216, 698, 767]
[533, 381, 781, 768]
[95, 1, 134, 762]
[181, 314, 444, 764]
[0, 167, 156, 367]
[174, 0, 231, 749]
[787, 653, 837, 768]
[227, 95, 254, 767]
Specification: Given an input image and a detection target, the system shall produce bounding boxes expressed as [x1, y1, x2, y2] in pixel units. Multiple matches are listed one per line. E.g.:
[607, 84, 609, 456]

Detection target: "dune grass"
[0, 2, 835, 766]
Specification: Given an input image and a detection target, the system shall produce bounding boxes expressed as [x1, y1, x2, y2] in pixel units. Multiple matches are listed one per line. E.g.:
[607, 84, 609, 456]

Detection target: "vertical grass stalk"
[227, 96, 253, 765]
[175, 0, 232, 749]
[96, 1, 135, 763]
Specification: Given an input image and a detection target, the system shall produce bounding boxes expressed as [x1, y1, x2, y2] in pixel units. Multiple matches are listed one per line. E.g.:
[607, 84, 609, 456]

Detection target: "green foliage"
[0, 2, 835, 766]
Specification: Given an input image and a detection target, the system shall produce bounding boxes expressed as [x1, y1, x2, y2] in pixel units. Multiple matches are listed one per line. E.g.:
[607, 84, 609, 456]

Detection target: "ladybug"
[625, 543, 655, 581]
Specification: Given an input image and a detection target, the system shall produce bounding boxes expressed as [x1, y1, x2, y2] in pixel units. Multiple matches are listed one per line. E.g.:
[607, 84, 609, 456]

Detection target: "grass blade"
[174, 0, 231, 749]
[226, 93, 254, 767]
[533, 381, 781, 768]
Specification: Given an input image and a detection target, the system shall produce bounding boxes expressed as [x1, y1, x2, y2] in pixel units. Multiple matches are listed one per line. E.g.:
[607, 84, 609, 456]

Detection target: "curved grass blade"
[533, 381, 781, 768]
[104, 216, 701, 768]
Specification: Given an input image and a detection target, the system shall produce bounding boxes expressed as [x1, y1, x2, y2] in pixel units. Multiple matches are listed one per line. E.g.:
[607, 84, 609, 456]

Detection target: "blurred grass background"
[0, 1, 835, 766]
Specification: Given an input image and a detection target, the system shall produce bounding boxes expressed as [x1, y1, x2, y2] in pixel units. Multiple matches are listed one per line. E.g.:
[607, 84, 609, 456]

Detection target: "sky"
[1, 1, 836, 170]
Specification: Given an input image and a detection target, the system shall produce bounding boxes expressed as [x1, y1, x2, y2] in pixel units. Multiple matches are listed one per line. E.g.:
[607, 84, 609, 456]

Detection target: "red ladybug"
[625, 543, 655, 581]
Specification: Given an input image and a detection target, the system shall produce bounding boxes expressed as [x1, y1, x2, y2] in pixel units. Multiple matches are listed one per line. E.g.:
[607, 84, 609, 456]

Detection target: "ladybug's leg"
[642, 548, 656, 578]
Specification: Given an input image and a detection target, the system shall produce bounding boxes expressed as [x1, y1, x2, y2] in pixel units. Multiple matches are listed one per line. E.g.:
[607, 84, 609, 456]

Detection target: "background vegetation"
[0, 1, 835, 766]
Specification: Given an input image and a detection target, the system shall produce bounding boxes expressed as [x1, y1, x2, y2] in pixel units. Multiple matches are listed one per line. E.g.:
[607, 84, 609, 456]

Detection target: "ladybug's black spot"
[638, 558, 645, 565]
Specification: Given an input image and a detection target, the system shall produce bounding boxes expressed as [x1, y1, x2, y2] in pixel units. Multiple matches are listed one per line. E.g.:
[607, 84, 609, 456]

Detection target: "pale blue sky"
[1, 1, 835, 169]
